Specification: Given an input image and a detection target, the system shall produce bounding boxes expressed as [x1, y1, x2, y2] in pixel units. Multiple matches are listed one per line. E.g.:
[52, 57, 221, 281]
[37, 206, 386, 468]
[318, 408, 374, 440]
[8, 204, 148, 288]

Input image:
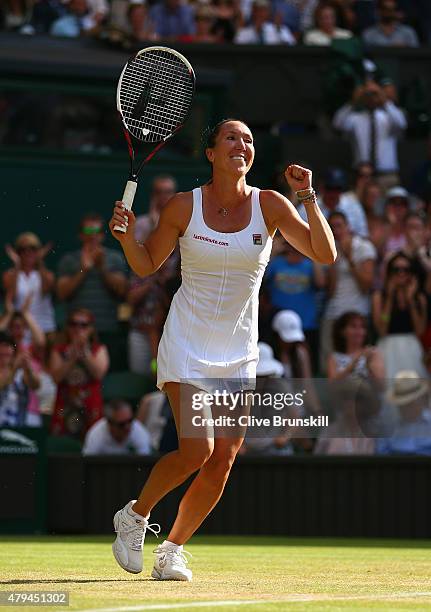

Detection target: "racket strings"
[119, 49, 194, 143]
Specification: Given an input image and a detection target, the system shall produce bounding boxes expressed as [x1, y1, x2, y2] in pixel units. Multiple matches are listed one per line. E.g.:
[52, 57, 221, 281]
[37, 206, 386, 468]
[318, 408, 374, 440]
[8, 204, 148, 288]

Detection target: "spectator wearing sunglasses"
[49, 308, 110, 438]
[56, 213, 128, 358]
[82, 398, 152, 455]
[372, 251, 427, 378]
[3, 232, 56, 338]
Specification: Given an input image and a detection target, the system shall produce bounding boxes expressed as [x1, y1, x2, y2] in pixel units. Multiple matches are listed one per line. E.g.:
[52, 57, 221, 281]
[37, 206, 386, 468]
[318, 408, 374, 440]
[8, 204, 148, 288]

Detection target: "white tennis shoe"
[152, 542, 193, 581]
[112, 500, 160, 574]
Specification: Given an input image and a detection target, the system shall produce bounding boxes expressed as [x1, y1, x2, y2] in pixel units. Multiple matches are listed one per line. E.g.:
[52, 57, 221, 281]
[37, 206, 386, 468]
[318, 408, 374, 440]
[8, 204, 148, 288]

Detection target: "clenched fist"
[285, 164, 312, 192]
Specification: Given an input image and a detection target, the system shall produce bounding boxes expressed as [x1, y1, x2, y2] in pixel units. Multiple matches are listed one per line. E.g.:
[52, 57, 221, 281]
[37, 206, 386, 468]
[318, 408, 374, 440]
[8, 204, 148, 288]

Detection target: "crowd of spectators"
[1, 13, 431, 455]
[1, 0, 430, 47]
[1, 131, 431, 455]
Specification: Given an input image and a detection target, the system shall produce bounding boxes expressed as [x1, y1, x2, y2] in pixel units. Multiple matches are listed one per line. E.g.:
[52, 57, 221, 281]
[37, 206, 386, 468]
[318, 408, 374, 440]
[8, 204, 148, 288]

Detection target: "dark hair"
[204, 118, 251, 183]
[10, 312, 26, 325]
[0, 332, 16, 351]
[383, 251, 417, 297]
[327, 210, 348, 225]
[79, 212, 104, 231]
[386, 251, 412, 277]
[332, 311, 367, 353]
[104, 398, 133, 420]
[205, 118, 250, 149]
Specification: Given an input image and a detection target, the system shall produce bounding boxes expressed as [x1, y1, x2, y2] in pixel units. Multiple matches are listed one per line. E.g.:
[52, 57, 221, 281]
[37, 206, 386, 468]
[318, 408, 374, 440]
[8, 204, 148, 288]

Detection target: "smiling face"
[206, 120, 255, 179]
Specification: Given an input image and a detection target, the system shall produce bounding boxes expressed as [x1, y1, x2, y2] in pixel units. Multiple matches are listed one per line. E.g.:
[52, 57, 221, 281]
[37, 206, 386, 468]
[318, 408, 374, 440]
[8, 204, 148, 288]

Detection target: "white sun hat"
[272, 310, 305, 343]
[256, 342, 284, 377]
[385, 370, 429, 406]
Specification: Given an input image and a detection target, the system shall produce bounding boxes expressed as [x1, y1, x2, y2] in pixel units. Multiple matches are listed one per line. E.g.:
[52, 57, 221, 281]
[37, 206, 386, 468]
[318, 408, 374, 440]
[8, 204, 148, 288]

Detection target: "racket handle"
[114, 180, 137, 233]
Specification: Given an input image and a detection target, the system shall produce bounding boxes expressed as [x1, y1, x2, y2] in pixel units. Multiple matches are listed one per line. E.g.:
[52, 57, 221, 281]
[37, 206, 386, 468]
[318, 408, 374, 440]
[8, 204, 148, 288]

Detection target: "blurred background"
[1, 0, 431, 538]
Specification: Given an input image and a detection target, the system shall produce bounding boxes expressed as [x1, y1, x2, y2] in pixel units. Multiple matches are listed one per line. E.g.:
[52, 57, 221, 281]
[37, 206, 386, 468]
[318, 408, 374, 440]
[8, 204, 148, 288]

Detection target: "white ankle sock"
[127, 502, 149, 521]
[162, 539, 182, 550]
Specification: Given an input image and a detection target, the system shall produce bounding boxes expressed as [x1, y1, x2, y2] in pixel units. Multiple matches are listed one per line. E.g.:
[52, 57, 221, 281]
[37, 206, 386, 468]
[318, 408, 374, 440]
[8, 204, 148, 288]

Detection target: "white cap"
[256, 342, 284, 377]
[272, 310, 305, 343]
[386, 186, 409, 200]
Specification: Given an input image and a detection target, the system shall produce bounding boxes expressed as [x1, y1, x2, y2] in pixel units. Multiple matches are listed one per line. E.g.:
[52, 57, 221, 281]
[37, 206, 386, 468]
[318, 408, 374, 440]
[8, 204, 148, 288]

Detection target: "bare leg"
[132, 382, 214, 518]
[167, 436, 245, 545]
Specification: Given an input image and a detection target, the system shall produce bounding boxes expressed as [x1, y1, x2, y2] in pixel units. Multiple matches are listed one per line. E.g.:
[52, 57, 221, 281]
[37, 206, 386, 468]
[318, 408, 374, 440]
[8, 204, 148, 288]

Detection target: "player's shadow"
[0, 579, 154, 584]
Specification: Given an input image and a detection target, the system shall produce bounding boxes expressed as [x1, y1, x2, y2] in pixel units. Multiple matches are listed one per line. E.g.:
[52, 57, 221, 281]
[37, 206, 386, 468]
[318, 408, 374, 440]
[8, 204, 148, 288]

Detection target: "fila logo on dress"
[253, 234, 262, 245]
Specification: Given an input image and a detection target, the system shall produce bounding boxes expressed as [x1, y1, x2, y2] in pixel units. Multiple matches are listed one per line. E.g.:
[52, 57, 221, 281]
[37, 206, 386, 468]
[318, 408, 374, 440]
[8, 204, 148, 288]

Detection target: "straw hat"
[385, 370, 429, 406]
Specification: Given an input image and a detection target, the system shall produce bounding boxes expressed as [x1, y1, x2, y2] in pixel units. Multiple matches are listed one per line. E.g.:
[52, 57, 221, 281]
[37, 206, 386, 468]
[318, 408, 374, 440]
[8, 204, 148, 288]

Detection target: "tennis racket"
[114, 46, 195, 232]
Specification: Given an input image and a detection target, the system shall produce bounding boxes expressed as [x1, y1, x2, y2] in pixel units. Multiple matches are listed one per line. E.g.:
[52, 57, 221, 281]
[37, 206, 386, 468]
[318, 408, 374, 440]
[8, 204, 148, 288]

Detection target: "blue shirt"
[376, 413, 431, 456]
[264, 256, 317, 329]
[149, 2, 195, 38]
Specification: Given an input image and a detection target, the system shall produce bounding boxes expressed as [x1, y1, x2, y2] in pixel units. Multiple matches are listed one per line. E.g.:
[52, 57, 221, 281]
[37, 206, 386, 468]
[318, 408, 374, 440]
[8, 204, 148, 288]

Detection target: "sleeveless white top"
[157, 186, 273, 393]
[15, 270, 56, 333]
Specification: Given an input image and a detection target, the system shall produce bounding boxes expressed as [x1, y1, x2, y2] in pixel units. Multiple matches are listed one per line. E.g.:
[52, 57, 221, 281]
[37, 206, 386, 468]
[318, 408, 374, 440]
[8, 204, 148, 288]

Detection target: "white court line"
[76, 591, 431, 612]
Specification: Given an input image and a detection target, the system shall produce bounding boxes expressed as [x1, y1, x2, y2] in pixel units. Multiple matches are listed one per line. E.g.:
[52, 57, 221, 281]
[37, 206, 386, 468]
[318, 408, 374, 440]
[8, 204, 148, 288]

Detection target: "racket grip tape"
[114, 180, 137, 233]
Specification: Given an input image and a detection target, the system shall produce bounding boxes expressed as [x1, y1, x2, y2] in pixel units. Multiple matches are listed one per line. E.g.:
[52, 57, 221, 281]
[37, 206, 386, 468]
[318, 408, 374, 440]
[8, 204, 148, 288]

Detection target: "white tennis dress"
[157, 186, 272, 393]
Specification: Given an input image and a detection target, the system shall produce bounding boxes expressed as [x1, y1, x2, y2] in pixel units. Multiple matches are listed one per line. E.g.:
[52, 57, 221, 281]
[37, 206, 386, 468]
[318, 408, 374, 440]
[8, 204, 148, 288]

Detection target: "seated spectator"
[271, 0, 301, 34]
[297, 168, 369, 238]
[321, 212, 376, 372]
[149, 0, 195, 40]
[191, 5, 218, 42]
[235, 0, 296, 44]
[327, 311, 385, 384]
[0, 332, 41, 428]
[127, 262, 171, 375]
[314, 377, 378, 455]
[272, 310, 321, 414]
[372, 252, 427, 378]
[82, 399, 152, 455]
[50, 0, 100, 37]
[134, 175, 177, 243]
[362, 0, 419, 47]
[333, 79, 407, 189]
[303, 2, 353, 46]
[21, 0, 65, 34]
[264, 241, 325, 370]
[49, 308, 110, 438]
[56, 212, 128, 364]
[3, 232, 56, 339]
[376, 370, 431, 455]
[127, 0, 157, 41]
[383, 186, 409, 256]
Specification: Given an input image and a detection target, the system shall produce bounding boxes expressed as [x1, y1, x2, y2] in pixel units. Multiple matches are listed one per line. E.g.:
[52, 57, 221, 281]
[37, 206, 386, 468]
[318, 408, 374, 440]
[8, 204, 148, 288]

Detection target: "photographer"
[333, 77, 407, 191]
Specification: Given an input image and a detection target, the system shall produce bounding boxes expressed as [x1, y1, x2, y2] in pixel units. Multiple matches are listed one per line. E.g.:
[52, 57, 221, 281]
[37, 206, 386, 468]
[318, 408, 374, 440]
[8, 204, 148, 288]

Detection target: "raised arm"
[109, 193, 190, 278]
[262, 165, 337, 265]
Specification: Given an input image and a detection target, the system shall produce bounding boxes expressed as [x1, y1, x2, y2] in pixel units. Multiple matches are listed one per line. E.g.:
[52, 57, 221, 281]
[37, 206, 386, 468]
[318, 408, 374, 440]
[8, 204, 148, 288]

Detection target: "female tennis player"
[109, 119, 336, 581]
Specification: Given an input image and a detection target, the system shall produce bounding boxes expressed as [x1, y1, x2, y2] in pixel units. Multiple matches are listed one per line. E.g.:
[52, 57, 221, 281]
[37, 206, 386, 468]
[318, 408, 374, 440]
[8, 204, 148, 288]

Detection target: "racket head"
[117, 46, 195, 144]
